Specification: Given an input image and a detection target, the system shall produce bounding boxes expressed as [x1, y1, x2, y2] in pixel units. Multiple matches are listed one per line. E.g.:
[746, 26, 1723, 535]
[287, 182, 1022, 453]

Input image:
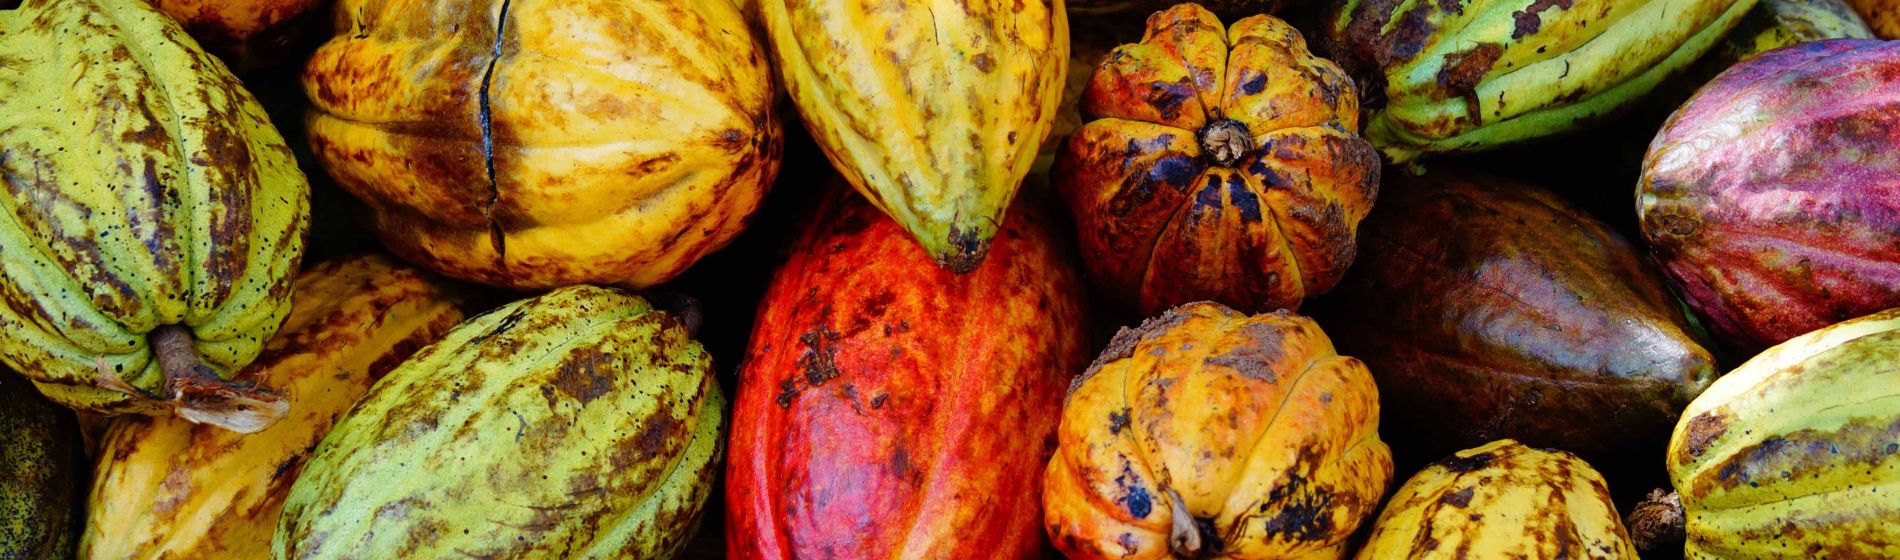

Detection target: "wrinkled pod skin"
[1322, 0, 1757, 162]
[760, 0, 1068, 273]
[1648, 308, 1900, 558]
[1356, 440, 1638, 559]
[0, 0, 310, 431]
[305, 0, 781, 290]
[273, 286, 724, 559]
[1045, 302, 1392, 560]
[1639, 39, 1900, 356]
[1319, 168, 1717, 470]
[726, 186, 1090, 559]
[150, 0, 327, 71]
[1057, 4, 1380, 316]
[0, 374, 85, 559]
[84, 254, 468, 560]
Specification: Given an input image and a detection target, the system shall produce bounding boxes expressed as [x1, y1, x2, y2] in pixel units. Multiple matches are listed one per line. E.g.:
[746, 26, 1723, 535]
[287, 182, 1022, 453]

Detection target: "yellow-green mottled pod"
[1639, 308, 1900, 558]
[1356, 440, 1637, 559]
[0, 373, 83, 559]
[760, 0, 1068, 273]
[272, 285, 725, 559]
[1323, 0, 1758, 162]
[0, 0, 310, 431]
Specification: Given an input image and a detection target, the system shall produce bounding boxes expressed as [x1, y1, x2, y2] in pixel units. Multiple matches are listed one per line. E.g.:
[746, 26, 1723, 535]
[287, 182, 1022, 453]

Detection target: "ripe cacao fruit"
[0, 0, 310, 431]
[83, 254, 468, 560]
[1630, 307, 1900, 558]
[304, 0, 781, 290]
[759, 0, 1067, 273]
[149, 0, 324, 70]
[1845, 0, 1899, 37]
[726, 187, 1089, 559]
[1322, 0, 1757, 162]
[273, 285, 724, 559]
[1711, 0, 1874, 66]
[1356, 440, 1638, 559]
[1640, 39, 1900, 356]
[1068, 1, 1287, 15]
[1046, 302, 1392, 560]
[1057, 5, 1379, 316]
[1320, 168, 1717, 469]
[0, 374, 84, 559]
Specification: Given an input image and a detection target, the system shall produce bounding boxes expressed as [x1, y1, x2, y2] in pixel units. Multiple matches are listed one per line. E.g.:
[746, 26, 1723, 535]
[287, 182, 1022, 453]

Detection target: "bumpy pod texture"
[1640, 40, 1900, 355]
[84, 255, 468, 560]
[760, 0, 1067, 273]
[1322, 169, 1716, 467]
[273, 286, 725, 559]
[1324, 0, 1757, 162]
[1069, 0, 1289, 15]
[726, 187, 1089, 559]
[150, 0, 325, 70]
[1045, 302, 1392, 560]
[304, 0, 781, 290]
[0, 0, 310, 427]
[1665, 308, 1900, 558]
[1356, 440, 1638, 559]
[0, 376, 83, 559]
[1057, 5, 1379, 316]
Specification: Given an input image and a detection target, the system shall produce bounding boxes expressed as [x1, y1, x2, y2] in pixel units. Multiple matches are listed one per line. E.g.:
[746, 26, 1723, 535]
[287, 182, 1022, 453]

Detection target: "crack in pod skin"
[1638, 39, 1900, 356]
[1043, 301, 1392, 560]
[82, 254, 469, 560]
[0, 0, 309, 425]
[758, 0, 1068, 273]
[1355, 439, 1638, 559]
[1652, 308, 1900, 559]
[272, 285, 725, 559]
[303, 0, 781, 291]
[1321, 0, 1758, 162]
[1318, 168, 1716, 471]
[725, 185, 1089, 560]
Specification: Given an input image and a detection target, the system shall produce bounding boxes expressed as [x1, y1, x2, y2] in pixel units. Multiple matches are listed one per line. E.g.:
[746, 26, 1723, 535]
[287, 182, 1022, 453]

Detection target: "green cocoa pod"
[1323, 0, 1758, 162]
[0, 373, 84, 560]
[0, 0, 310, 431]
[272, 286, 724, 559]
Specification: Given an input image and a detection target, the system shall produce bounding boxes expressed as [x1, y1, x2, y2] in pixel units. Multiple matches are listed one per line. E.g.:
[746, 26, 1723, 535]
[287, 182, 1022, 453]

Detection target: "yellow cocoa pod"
[81, 255, 467, 559]
[1357, 440, 1638, 559]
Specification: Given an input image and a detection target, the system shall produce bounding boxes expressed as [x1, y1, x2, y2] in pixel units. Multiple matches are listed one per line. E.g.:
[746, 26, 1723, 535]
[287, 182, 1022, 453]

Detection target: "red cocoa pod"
[1640, 39, 1900, 355]
[725, 186, 1091, 559]
[1320, 168, 1717, 469]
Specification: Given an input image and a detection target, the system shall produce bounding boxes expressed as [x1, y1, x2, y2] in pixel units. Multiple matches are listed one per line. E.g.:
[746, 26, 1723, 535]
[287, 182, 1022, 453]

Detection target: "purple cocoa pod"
[1639, 39, 1900, 355]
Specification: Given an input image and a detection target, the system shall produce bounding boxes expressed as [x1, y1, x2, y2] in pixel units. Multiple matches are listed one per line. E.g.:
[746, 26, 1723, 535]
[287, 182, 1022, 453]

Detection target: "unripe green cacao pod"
[0, 0, 311, 431]
[1323, 0, 1758, 162]
[273, 285, 724, 559]
[0, 373, 84, 559]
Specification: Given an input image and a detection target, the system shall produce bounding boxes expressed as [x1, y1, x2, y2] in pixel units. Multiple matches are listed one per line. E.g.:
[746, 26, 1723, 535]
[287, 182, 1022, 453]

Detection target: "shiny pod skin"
[726, 186, 1090, 559]
[1321, 168, 1717, 468]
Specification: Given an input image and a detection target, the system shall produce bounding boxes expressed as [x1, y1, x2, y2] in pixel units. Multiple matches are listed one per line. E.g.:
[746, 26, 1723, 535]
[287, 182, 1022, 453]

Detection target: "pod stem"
[1166, 487, 1201, 558]
[148, 325, 287, 434]
[1628, 489, 1686, 552]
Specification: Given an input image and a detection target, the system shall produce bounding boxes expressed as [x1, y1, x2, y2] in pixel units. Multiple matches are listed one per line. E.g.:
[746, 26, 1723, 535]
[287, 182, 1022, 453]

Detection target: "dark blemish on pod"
[1441, 486, 1475, 507]
[1108, 407, 1132, 435]
[1441, 452, 1494, 473]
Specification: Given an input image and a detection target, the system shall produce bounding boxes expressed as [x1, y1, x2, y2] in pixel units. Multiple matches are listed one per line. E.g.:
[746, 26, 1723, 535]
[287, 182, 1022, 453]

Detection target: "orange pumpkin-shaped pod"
[303, 0, 781, 290]
[1045, 301, 1394, 559]
[1055, 4, 1380, 316]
